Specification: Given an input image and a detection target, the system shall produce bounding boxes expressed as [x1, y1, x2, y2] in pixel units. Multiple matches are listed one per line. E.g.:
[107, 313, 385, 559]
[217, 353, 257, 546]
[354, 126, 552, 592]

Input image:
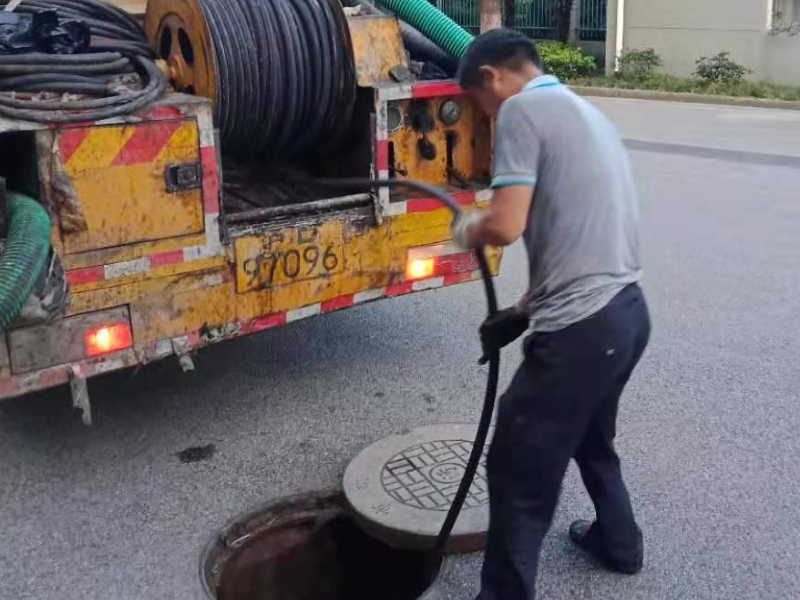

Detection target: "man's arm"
[452, 96, 539, 248]
[467, 185, 533, 247]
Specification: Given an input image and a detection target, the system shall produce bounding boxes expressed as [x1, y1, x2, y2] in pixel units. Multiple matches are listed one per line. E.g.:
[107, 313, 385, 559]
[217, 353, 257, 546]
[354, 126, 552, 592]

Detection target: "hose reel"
[145, 0, 358, 160]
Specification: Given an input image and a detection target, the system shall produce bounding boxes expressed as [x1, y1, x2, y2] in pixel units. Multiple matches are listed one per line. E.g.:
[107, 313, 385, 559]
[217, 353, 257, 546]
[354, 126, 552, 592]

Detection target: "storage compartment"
[53, 118, 205, 254]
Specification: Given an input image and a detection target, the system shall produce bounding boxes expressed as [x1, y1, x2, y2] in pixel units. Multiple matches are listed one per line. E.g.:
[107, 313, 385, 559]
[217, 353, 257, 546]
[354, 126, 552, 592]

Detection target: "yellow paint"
[67, 203, 501, 351]
[67, 256, 225, 295]
[389, 97, 492, 187]
[234, 220, 345, 293]
[61, 232, 208, 271]
[59, 120, 204, 254]
[131, 281, 235, 343]
[347, 16, 408, 87]
[68, 126, 137, 171]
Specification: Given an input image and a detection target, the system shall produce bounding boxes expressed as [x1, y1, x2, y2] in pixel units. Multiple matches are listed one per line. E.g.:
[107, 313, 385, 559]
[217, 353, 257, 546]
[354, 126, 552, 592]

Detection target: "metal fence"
[577, 0, 607, 41]
[432, 0, 606, 41]
[436, 0, 481, 34]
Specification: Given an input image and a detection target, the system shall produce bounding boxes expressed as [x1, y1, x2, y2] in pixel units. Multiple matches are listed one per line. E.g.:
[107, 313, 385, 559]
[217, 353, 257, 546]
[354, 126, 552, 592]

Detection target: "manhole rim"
[343, 423, 492, 555]
[198, 488, 451, 599]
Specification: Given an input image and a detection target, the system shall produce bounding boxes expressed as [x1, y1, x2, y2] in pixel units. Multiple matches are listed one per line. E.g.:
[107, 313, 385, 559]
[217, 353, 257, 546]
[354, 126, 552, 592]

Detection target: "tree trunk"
[480, 0, 503, 32]
[553, 0, 576, 43]
[503, 0, 515, 28]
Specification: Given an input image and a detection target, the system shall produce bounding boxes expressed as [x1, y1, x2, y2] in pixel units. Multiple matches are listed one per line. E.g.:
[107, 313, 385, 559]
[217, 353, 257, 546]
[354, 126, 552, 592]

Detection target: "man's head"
[458, 29, 543, 116]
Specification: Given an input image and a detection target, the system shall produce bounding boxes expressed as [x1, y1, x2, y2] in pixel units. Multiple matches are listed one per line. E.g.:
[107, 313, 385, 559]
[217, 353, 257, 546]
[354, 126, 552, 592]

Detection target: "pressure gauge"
[439, 100, 462, 126]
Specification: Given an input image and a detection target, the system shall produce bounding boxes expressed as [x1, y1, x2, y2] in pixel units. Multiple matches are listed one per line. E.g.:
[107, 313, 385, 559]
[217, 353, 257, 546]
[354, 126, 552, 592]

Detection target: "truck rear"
[0, 1, 500, 421]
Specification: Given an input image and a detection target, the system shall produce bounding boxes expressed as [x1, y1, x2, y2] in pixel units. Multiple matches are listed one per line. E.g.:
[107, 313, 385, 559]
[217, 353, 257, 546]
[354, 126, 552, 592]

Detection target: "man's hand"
[459, 185, 534, 248]
[451, 211, 484, 249]
[479, 306, 531, 364]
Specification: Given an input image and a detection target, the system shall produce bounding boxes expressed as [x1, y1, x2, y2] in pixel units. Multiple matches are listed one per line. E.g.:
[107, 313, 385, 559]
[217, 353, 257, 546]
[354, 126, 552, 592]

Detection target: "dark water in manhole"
[201, 491, 445, 600]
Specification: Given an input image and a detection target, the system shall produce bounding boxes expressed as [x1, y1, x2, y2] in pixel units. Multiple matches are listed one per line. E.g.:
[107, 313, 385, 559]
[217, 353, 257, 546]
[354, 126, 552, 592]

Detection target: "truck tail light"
[406, 243, 480, 281]
[406, 257, 435, 280]
[85, 323, 132, 357]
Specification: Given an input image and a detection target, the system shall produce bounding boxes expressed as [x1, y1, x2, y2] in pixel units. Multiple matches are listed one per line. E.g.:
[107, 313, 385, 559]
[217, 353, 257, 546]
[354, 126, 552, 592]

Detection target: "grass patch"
[570, 73, 800, 102]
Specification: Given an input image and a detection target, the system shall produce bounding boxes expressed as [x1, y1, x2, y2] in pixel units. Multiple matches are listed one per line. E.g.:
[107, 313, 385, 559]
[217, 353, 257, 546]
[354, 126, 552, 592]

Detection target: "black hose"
[0, 0, 165, 122]
[313, 176, 501, 555]
[0, 56, 166, 122]
[196, 0, 356, 159]
[0, 52, 124, 65]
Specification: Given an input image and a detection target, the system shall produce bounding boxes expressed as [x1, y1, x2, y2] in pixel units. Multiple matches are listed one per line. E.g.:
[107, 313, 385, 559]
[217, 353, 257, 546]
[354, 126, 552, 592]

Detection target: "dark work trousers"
[478, 283, 650, 600]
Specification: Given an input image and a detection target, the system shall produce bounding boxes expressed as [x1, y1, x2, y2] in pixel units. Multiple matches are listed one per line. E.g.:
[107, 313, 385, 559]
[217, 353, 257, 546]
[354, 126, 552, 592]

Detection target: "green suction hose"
[374, 0, 475, 58]
[0, 193, 52, 329]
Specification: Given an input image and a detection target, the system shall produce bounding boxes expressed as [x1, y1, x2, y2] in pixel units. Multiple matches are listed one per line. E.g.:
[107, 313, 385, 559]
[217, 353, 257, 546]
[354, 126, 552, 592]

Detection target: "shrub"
[537, 41, 597, 81]
[695, 52, 751, 83]
[618, 48, 662, 80]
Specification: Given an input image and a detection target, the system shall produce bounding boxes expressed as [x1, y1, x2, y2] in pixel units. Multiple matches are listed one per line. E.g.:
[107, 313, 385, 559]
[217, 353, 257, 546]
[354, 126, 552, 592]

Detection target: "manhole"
[200, 490, 447, 600]
[343, 424, 490, 554]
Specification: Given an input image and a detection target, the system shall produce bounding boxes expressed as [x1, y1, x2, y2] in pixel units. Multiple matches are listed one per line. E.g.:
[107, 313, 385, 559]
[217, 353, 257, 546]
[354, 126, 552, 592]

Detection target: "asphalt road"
[1, 97, 799, 600]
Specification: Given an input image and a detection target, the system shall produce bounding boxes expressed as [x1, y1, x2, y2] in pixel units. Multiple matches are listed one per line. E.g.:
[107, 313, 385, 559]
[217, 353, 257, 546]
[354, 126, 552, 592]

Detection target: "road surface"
[1, 97, 798, 599]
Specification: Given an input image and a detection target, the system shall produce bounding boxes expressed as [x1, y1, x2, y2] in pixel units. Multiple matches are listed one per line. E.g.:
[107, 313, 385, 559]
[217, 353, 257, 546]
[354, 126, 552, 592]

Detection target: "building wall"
[606, 0, 800, 85]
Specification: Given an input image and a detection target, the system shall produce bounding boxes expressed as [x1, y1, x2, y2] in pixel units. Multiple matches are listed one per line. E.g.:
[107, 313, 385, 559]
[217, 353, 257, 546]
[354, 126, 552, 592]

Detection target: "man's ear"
[479, 65, 497, 88]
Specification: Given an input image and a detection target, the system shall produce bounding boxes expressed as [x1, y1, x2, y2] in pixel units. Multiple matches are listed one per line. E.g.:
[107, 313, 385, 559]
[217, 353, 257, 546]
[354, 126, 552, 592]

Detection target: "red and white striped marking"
[0, 264, 484, 399]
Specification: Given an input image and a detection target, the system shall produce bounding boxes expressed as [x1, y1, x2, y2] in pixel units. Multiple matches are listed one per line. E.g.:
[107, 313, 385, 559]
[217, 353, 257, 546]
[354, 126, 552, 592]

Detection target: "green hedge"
[537, 41, 597, 80]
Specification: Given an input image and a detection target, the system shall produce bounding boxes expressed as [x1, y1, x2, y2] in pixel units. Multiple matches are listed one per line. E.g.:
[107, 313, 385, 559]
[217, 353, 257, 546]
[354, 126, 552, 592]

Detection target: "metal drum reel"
[144, 0, 218, 102]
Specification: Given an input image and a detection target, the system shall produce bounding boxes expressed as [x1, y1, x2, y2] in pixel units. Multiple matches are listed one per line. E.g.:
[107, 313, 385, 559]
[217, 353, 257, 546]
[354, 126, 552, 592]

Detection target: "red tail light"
[406, 243, 480, 280]
[85, 323, 132, 357]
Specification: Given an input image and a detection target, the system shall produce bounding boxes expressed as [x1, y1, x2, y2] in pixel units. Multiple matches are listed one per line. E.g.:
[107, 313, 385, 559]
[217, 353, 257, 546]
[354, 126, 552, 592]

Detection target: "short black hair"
[458, 29, 541, 89]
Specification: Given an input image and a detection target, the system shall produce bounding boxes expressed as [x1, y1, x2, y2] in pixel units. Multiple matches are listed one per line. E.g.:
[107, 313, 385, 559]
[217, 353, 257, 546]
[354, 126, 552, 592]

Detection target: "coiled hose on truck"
[0, 193, 51, 330]
[0, 0, 165, 122]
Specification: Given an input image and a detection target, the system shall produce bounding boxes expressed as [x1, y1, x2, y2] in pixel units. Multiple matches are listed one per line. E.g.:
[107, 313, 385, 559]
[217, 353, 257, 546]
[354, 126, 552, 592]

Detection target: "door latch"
[164, 162, 202, 192]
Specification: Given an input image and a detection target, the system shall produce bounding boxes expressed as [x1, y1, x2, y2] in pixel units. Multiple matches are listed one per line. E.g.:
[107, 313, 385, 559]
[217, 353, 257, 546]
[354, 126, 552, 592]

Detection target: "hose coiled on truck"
[0, 0, 165, 122]
[196, 0, 357, 159]
[0, 193, 51, 330]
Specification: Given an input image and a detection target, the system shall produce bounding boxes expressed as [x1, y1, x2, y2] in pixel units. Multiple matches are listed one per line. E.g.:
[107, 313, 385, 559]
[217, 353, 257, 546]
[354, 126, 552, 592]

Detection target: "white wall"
[606, 0, 800, 86]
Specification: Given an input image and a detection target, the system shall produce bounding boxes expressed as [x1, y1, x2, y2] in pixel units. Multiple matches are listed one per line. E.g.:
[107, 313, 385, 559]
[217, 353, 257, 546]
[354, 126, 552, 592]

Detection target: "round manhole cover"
[344, 424, 490, 554]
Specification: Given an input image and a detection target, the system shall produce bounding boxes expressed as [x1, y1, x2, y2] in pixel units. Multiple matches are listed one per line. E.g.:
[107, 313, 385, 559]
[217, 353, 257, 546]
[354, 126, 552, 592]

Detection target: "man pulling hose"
[452, 29, 651, 600]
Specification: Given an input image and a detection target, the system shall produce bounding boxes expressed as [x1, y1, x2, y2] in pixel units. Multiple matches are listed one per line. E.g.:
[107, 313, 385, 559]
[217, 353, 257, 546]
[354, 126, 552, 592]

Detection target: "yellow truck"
[0, 0, 499, 422]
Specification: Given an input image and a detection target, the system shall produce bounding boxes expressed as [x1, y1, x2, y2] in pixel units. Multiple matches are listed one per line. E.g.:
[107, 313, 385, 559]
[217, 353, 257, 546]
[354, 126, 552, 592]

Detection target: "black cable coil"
[0, 0, 165, 123]
[197, 0, 357, 159]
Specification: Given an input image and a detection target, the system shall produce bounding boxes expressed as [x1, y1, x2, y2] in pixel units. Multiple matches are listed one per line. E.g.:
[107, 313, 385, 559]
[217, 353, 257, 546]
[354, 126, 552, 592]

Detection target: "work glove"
[479, 306, 530, 364]
[451, 210, 483, 249]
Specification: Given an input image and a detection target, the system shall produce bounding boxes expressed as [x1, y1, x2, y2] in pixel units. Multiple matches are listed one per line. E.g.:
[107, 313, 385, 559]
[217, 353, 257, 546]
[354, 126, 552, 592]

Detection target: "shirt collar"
[523, 74, 562, 91]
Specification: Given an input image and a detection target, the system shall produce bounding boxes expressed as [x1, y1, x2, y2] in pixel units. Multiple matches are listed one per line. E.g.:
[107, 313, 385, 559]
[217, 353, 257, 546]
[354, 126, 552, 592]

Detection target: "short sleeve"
[491, 98, 541, 190]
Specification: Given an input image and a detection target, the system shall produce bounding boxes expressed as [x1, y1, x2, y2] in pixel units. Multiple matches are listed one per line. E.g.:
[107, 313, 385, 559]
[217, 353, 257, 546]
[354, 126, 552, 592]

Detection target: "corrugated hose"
[0, 193, 51, 330]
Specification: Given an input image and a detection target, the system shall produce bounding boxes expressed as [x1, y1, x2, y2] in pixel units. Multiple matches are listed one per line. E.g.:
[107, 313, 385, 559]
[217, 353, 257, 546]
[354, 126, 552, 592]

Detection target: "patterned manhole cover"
[344, 424, 491, 554]
[381, 440, 488, 511]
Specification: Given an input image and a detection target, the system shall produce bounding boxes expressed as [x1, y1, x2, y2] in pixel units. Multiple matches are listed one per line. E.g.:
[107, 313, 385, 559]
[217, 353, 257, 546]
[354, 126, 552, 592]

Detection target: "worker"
[452, 29, 651, 600]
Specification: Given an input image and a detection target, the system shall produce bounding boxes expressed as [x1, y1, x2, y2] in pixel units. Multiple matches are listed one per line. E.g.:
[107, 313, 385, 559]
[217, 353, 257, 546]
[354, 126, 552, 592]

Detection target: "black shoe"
[569, 520, 643, 575]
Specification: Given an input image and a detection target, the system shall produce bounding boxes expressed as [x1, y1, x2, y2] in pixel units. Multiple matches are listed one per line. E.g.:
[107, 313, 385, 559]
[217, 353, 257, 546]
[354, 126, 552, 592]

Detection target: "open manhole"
[201, 490, 447, 600]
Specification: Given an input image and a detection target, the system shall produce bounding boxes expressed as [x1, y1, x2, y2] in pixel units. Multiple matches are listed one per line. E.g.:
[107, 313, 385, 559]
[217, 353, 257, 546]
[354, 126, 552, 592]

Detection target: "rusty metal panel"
[8, 306, 129, 374]
[347, 16, 408, 87]
[389, 96, 492, 186]
[234, 220, 346, 293]
[56, 118, 204, 254]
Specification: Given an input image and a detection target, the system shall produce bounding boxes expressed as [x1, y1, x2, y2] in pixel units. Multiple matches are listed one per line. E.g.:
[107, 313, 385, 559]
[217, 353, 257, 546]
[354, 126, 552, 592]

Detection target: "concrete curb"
[570, 86, 800, 111]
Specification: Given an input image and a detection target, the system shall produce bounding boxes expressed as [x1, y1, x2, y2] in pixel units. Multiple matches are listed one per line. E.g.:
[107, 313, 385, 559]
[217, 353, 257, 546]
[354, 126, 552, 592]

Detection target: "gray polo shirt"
[493, 75, 641, 332]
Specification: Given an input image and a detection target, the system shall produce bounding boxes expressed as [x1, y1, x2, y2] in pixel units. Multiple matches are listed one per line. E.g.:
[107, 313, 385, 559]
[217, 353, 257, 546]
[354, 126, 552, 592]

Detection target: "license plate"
[235, 222, 345, 292]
